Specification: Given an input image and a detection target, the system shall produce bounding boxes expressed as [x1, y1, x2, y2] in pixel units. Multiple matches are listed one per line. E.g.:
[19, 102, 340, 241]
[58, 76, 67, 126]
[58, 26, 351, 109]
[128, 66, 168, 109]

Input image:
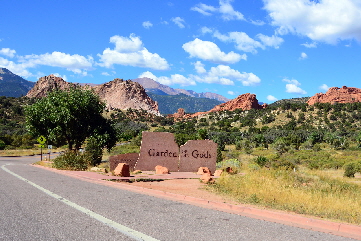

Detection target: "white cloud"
[283, 78, 307, 94]
[302, 42, 318, 48]
[200, 26, 213, 34]
[193, 61, 206, 74]
[299, 52, 308, 60]
[18, 51, 93, 75]
[1, 50, 93, 77]
[182, 38, 246, 64]
[139, 71, 196, 86]
[101, 72, 110, 76]
[213, 30, 283, 53]
[142, 21, 153, 29]
[264, 0, 361, 44]
[98, 34, 170, 70]
[139, 62, 261, 87]
[171, 17, 186, 28]
[191, 3, 217, 16]
[193, 63, 261, 86]
[319, 84, 330, 91]
[0, 57, 32, 77]
[218, 0, 245, 21]
[228, 91, 236, 95]
[191, 0, 245, 21]
[267, 95, 278, 101]
[0, 48, 16, 58]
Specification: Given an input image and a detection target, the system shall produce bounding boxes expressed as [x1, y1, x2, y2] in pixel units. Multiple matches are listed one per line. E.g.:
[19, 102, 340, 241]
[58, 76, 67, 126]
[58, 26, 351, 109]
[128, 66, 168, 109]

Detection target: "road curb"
[33, 165, 361, 240]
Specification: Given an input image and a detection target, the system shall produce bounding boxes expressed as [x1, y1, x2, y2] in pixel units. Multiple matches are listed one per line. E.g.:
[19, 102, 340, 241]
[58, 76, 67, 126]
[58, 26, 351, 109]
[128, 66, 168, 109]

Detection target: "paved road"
[0, 156, 357, 241]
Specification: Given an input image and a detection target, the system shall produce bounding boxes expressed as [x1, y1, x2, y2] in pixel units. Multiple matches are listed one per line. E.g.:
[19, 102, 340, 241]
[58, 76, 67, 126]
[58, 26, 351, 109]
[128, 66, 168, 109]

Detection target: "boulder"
[213, 170, 223, 177]
[113, 163, 130, 177]
[197, 167, 212, 175]
[155, 165, 170, 174]
[200, 173, 214, 184]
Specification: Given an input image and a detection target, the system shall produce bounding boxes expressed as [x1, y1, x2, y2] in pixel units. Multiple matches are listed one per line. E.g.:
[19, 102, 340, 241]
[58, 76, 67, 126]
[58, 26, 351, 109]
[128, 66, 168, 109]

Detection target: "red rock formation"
[168, 93, 265, 119]
[307, 86, 361, 105]
[208, 93, 264, 112]
[26, 75, 160, 115]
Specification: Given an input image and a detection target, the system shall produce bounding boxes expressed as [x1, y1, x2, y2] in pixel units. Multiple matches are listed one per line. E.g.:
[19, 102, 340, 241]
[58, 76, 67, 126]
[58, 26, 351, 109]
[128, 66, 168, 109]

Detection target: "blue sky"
[1, 0, 361, 103]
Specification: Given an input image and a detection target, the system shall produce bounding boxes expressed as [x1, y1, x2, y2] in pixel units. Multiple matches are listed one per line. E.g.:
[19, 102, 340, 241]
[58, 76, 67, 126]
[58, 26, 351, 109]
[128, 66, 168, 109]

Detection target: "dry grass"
[213, 166, 361, 225]
[0, 149, 41, 156]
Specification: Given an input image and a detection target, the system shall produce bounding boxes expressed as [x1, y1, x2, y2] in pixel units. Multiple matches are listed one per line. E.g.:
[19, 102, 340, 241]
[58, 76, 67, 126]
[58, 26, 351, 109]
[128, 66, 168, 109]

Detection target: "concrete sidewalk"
[33, 165, 361, 240]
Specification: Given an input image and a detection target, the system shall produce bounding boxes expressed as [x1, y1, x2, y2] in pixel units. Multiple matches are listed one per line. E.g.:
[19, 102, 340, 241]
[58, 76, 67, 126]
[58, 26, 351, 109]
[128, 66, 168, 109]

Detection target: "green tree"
[25, 87, 117, 151]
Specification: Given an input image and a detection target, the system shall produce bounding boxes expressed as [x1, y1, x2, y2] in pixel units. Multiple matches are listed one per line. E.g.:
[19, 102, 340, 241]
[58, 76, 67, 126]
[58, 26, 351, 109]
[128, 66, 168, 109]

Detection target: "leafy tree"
[25, 87, 117, 151]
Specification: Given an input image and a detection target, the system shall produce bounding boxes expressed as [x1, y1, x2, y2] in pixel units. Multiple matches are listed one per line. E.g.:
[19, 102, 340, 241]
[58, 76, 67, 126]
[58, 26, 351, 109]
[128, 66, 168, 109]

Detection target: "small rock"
[132, 170, 142, 174]
[200, 173, 214, 184]
[114, 163, 130, 177]
[155, 165, 169, 174]
[197, 167, 211, 175]
[213, 170, 223, 177]
[225, 167, 234, 174]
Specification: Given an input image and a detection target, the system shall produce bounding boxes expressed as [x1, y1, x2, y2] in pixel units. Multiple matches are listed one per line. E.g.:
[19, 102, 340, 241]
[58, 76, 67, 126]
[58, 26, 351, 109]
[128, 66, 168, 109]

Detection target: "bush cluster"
[52, 151, 90, 171]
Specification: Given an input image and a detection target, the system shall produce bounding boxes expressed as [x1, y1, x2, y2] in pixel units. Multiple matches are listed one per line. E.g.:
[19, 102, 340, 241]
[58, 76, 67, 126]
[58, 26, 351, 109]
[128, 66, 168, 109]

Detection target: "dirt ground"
[125, 178, 239, 205]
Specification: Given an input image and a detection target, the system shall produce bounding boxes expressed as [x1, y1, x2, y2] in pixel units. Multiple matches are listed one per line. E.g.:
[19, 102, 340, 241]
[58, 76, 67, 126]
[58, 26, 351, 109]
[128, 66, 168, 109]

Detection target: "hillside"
[0, 68, 35, 97]
[147, 93, 222, 114]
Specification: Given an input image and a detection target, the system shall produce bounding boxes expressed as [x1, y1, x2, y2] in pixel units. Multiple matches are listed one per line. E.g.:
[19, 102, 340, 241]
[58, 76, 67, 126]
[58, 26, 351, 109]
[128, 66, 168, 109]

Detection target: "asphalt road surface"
[0, 156, 357, 241]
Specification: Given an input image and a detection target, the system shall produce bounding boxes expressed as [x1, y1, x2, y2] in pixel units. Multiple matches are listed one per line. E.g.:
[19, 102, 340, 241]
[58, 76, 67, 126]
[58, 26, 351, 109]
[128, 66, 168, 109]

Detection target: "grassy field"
[213, 147, 361, 225]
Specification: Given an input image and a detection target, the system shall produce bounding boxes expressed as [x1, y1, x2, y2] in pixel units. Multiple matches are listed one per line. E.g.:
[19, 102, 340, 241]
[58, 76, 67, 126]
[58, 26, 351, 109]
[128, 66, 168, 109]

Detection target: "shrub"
[85, 137, 103, 166]
[0, 140, 5, 150]
[52, 151, 90, 171]
[344, 161, 361, 178]
[254, 156, 268, 167]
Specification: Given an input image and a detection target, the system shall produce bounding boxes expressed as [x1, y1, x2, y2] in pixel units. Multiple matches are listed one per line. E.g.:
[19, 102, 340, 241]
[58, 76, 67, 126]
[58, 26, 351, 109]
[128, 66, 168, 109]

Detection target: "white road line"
[1, 164, 159, 241]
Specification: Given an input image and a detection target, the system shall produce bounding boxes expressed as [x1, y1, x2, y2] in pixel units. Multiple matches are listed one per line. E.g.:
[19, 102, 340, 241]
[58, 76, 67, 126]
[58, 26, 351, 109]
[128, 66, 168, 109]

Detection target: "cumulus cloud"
[0, 50, 93, 77]
[299, 52, 308, 60]
[98, 34, 170, 70]
[191, 0, 245, 21]
[0, 57, 33, 77]
[142, 21, 153, 29]
[139, 62, 261, 87]
[139, 71, 196, 86]
[212, 30, 283, 53]
[182, 38, 246, 64]
[0, 48, 16, 58]
[171, 17, 186, 28]
[263, 0, 361, 44]
[283, 78, 307, 94]
[267, 95, 278, 102]
[192, 63, 261, 86]
[319, 84, 330, 91]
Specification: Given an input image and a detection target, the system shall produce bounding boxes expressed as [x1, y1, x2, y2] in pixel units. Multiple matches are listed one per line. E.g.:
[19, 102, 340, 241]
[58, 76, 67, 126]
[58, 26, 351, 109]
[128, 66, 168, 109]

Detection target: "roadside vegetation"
[1, 94, 361, 224]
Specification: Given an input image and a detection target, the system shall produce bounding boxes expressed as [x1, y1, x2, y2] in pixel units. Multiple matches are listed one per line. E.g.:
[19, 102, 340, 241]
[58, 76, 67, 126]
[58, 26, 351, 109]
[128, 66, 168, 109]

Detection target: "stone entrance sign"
[109, 153, 139, 172]
[179, 140, 217, 173]
[135, 132, 179, 172]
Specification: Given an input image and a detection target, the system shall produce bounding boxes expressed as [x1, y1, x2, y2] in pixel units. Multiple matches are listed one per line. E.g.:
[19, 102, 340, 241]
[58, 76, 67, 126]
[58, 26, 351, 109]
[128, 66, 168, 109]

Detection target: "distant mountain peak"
[132, 77, 229, 102]
[0, 68, 35, 97]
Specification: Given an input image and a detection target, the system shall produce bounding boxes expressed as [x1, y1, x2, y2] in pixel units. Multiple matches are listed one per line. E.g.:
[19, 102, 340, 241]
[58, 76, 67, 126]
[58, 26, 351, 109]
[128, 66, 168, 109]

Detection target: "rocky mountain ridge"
[26, 75, 160, 115]
[307, 86, 361, 105]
